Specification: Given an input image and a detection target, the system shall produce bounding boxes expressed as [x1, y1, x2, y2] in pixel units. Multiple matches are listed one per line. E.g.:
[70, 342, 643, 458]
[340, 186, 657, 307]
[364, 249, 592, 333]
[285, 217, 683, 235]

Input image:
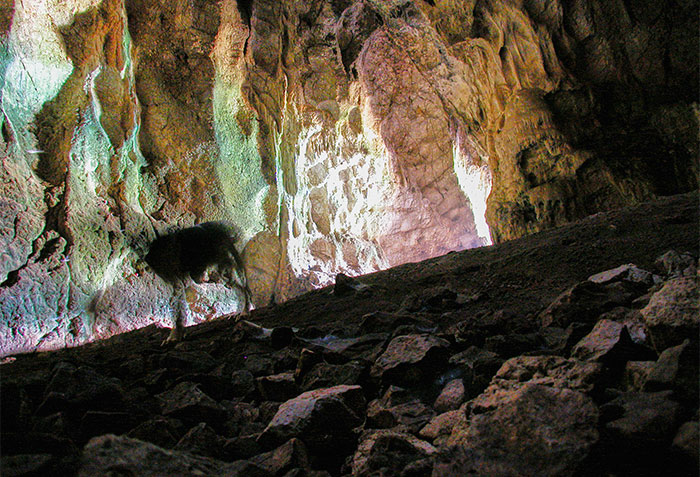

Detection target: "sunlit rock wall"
[1, 0, 697, 355]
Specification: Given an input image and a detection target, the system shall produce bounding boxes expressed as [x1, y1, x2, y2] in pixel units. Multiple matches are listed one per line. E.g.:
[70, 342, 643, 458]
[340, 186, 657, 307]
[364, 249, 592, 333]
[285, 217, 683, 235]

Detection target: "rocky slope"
[1, 0, 698, 356]
[1, 192, 698, 476]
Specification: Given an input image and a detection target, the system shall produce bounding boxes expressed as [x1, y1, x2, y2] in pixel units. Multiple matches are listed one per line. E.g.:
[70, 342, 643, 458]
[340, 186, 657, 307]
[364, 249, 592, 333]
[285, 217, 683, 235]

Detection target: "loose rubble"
[2, 246, 697, 476]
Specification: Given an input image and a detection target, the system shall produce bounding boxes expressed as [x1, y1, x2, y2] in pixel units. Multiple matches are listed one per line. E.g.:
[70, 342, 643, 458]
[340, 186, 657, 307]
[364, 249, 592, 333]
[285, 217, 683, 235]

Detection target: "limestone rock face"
[1, 0, 697, 355]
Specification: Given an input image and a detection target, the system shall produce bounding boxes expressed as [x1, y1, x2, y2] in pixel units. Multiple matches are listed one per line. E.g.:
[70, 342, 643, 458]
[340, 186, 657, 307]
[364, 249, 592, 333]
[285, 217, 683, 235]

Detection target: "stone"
[174, 422, 226, 460]
[540, 281, 638, 328]
[571, 319, 647, 363]
[366, 398, 434, 434]
[370, 334, 450, 387]
[351, 430, 437, 476]
[672, 421, 699, 465]
[301, 333, 389, 364]
[418, 409, 462, 447]
[156, 382, 226, 425]
[449, 384, 599, 476]
[641, 277, 699, 352]
[258, 385, 366, 470]
[257, 372, 300, 402]
[588, 264, 656, 287]
[1, 454, 56, 476]
[231, 369, 258, 399]
[433, 379, 465, 412]
[644, 339, 699, 404]
[78, 434, 271, 476]
[250, 438, 310, 476]
[655, 250, 697, 278]
[127, 416, 183, 449]
[299, 361, 366, 392]
[602, 391, 681, 451]
[622, 361, 655, 391]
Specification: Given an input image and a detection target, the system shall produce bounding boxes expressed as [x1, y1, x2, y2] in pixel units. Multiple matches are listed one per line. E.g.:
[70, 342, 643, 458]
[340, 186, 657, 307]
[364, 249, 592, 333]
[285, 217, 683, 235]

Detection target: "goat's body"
[145, 222, 252, 342]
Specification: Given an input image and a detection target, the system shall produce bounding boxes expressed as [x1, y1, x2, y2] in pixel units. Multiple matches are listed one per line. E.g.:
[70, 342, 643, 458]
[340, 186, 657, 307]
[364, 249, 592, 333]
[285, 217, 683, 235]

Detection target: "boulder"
[250, 438, 310, 476]
[258, 385, 366, 470]
[540, 281, 638, 328]
[351, 429, 437, 476]
[156, 382, 226, 426]
[450, 384, 599, 476]
[370, 334, 450, 387]
[571, 319, 650, 363]
[644, 339, 699, 404]
[588, 264, 657, 287]
[641, 277, 699, 352]
[78, 434, 271, 477]
[433, 378, 465, 413]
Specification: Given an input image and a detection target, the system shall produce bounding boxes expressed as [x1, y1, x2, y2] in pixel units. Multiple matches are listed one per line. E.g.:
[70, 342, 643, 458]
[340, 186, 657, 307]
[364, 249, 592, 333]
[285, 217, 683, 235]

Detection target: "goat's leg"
[162, 277, 188, 344]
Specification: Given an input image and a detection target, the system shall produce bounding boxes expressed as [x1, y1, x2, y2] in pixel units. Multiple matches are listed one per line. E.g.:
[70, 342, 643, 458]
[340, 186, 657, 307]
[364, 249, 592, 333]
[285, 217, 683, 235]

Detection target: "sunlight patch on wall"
[453, 135, 493, 245]
[283, 122, 391, 287]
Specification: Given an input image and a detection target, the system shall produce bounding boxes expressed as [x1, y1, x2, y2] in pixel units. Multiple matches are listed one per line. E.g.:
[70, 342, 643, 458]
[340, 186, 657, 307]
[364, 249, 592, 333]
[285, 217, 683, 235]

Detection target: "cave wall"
[1, 0, 697, 356]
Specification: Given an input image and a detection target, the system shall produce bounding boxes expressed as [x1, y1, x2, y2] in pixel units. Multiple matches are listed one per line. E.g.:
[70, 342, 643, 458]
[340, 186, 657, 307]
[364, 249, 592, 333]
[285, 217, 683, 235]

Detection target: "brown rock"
[451, 384, 599, 476]
[250, 438, 310, 476]
[644, 339, 699, 404]
[351, 429, 437, 476]
[258, 385, 366, 469]
[79, 434, 271, 477]
[641, 277, 699, 352]
[370, 334, 450, 387]
[433, 378, 465, 413]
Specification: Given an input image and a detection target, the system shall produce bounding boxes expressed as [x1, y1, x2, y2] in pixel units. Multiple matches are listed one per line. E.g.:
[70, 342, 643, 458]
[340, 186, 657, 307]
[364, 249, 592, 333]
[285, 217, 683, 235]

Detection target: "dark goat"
[145, 221, 252, 342]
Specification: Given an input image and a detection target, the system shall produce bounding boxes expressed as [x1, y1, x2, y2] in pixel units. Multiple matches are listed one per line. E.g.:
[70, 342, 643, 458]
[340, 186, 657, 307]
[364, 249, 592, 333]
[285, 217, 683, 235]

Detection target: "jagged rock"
[449, 346, 504, 397]
[445, 355, 600, 474]
[588, 264, 657, 287]
[540, 280, 638, 328]
[449, 384, 598, 476]
[126, 416, 183, 448]
[640, 277, 699, 352]
[224, 434, 263, 461]
[370, 334, 450, 387]
[571, 319, 651, 363]
[644, 339, 699, 404]
[433, 378, 465, 413]
[475, 355, 602, 400]
[418, 409, 462, 448]
[250, 438, 310, 476]
[231, 369, 258, 399]
[156, 382, 226, 425]
[622, 361, 655, 392]
[301, 333, 389, 364]
[257, 372, 300, 402]
[596, 307, 648, 345]
[78, 434, 271, 476]
[603, 390, 680, 439]
[38, 362, 125, 415]
[601, 390, 681, 465]
[174, 422, 226, 460]
[366, 397, 434, 433]
[672, 421, 699, 466]
[299, 361, 366, 392]
[351, 429, 437, 476]
[258, 385, 366, 470]
[1, 454, 57, 477]
[655, 250, 697, 278]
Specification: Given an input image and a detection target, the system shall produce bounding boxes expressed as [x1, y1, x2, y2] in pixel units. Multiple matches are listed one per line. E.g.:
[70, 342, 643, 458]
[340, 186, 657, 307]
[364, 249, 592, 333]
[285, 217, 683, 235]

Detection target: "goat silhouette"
[145, 221, 252, 343]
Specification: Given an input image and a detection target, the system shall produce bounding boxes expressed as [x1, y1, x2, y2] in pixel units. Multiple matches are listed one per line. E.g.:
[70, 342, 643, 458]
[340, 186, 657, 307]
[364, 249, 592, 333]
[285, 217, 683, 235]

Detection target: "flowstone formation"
[1, 0, 697, 355]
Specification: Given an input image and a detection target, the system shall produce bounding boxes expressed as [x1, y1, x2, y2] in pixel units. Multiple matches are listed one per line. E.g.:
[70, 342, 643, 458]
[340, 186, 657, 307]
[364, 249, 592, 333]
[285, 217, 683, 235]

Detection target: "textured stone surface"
[1, 0, 697, 356]
[641, 277, 699, 352]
